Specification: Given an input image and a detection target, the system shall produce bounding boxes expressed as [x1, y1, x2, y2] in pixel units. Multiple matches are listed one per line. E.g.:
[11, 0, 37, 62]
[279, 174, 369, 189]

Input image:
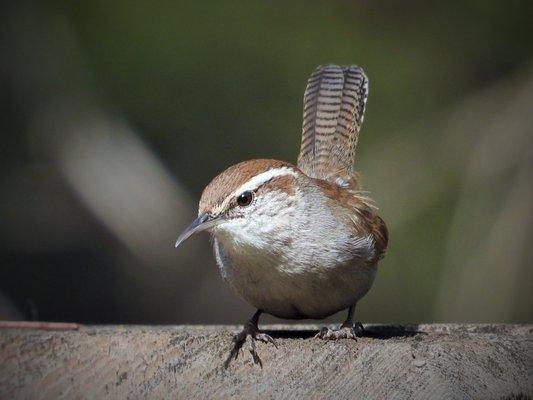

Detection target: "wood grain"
[0, 324, 531, 399]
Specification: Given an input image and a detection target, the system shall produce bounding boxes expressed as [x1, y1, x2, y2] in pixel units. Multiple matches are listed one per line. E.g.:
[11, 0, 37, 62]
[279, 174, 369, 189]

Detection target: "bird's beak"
[175, 213, 218, 248]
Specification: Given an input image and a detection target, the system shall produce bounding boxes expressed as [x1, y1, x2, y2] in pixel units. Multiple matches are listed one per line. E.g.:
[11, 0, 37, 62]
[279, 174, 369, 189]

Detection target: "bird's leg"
[224, 309, 277, 368]
[315, 304, 364, 340]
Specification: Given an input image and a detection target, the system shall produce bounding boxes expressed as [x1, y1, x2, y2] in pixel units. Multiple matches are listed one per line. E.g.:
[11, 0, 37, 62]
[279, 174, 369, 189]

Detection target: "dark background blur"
[1, 1, 531, 325]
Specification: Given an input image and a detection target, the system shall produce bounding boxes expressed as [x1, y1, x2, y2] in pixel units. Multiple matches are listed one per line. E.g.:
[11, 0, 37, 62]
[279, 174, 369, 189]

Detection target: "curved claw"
[256, 333, 278, 348]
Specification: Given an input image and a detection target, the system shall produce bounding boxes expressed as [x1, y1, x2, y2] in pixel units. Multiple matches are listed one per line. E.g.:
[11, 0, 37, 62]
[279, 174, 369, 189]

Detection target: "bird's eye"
[237, 191, 254, 207]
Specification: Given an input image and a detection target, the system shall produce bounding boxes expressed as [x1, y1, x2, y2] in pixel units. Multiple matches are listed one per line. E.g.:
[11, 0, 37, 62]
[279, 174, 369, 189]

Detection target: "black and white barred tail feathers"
[297, 64, 368, 184]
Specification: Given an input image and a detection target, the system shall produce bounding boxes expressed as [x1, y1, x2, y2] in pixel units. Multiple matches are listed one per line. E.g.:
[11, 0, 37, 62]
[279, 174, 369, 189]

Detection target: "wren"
[176, 65, 388, 364]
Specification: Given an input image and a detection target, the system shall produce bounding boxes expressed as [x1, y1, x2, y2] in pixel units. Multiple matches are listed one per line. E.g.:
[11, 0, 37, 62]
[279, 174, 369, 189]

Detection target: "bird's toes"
[255, 332, 277, 347]
[314, 327, 334, 339]
[315, 326, 359, 340]
[245, 335, 260, 365]
[226, 325, 278, 368]
[232, 331, 246, 345]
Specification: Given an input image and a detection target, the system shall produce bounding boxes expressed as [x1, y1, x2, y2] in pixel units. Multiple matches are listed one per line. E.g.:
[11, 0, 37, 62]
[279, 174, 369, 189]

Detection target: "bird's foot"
[314, 322, 364, 340]
[224, 321, 277, 368]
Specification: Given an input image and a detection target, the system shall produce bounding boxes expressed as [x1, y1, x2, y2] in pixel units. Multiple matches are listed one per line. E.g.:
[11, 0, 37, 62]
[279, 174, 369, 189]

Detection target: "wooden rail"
[0, 324, 531, 399]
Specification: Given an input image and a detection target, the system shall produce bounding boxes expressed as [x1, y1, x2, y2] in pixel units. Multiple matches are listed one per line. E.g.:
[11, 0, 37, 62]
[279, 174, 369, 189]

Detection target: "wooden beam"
[0, 324, 531, 399]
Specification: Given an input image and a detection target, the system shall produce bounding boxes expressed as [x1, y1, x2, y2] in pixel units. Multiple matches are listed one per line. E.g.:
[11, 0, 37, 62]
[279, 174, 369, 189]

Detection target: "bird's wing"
[297, 65, 368, 185]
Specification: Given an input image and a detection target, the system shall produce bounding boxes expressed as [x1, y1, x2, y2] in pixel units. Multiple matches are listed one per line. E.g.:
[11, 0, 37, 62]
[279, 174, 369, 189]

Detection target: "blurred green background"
[1, 0, 531, 324]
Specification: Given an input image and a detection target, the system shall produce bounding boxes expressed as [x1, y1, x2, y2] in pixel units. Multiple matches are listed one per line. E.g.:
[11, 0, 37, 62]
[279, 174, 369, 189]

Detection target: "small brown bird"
[176, 65, 388, 363]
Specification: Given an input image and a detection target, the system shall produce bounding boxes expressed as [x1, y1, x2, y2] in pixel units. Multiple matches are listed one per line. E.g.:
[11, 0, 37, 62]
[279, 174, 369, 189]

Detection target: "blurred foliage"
[1, 0, 532, 324]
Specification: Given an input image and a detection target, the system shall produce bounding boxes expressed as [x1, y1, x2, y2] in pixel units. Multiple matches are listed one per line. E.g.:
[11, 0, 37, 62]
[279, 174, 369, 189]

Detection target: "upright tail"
[297, 65, 368, 185]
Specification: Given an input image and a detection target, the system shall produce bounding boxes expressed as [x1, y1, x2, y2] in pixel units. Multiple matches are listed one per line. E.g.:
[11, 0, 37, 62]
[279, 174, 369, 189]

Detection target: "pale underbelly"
[214, 241, 377, 319]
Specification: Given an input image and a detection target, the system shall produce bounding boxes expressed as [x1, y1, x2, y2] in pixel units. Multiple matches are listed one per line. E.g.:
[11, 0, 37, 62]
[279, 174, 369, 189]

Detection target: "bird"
[175, 64, 388, 364]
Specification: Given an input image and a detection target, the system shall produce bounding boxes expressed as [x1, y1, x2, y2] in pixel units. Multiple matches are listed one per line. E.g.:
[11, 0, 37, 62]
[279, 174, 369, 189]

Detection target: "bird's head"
[175, 159, 302, 249]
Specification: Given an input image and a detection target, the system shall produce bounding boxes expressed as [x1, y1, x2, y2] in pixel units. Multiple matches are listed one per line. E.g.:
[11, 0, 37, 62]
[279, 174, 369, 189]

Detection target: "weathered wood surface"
[0, 324, 531, 399]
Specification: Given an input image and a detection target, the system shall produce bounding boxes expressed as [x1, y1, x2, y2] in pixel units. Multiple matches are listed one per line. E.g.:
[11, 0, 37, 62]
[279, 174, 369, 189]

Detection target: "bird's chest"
[212, 228, 376, 319]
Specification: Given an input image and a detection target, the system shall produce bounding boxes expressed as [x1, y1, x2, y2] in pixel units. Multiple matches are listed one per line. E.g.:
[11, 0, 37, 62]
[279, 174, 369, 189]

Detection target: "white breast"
[211, 188, 377, 319]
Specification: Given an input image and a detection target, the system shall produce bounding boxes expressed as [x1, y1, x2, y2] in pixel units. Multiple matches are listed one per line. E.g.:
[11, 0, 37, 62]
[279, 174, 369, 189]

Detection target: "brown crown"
[199, 159, 299, 215]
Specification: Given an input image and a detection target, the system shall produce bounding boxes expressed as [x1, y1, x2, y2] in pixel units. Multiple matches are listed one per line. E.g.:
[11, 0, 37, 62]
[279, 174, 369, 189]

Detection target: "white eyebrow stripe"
[233, 167, 298, 197]
[211, 167, 298, 215]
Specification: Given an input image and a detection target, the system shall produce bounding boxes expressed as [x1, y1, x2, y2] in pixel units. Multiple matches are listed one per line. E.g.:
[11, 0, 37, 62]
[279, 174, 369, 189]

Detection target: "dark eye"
[237, 191, 254, 207]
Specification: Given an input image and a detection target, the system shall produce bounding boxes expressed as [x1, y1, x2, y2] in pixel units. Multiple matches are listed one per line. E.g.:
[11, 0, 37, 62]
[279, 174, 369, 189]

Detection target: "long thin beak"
[175, 213, 217, 248]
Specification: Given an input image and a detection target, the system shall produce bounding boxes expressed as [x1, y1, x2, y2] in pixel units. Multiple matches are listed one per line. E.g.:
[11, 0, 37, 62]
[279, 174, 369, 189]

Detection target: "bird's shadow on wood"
[262, 324, 422, 340]
[222, 325, 422, 368]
